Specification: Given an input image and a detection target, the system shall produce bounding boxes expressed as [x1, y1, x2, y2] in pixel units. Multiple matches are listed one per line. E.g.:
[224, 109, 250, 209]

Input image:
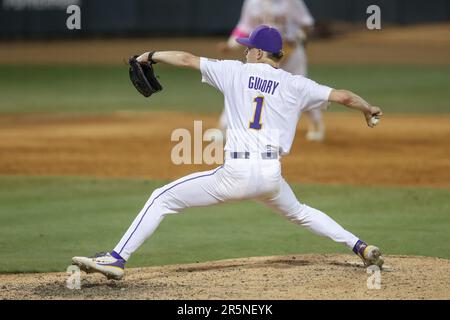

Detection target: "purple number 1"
[249, 96, 264, 130]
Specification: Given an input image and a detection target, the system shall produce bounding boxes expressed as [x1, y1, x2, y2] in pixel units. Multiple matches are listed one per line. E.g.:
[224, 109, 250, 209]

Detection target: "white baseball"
[370, 116, 380, 126]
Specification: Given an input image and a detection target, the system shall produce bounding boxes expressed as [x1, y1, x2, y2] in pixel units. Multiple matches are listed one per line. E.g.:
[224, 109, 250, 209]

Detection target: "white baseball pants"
[114, 157, 359, 260]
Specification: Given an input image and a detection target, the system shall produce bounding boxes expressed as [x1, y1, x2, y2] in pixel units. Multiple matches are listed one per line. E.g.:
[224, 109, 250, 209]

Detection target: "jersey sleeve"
[294, 76, 333, 112]
[200, 58, 242, 92]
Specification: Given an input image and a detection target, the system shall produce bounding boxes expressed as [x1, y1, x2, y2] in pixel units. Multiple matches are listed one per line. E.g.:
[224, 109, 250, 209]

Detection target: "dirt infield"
[1, 23, 449, 65]
[1, 112, 449, 188]
[1, 254, 449, 300]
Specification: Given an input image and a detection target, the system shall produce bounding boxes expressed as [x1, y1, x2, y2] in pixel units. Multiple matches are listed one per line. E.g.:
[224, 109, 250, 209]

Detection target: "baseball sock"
[352, 239, 368, 257]
[110, 250, 126, 262]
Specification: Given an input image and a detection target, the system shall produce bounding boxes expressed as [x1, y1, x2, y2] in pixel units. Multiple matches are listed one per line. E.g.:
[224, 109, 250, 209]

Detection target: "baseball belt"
[229, 151, 278, 160]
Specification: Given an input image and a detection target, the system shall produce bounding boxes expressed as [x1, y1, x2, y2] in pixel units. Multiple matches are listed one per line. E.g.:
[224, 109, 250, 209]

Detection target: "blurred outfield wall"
[0, 0, 449, 39]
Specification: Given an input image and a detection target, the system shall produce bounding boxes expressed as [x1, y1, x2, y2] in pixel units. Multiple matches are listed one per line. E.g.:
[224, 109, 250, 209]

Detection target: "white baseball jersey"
[200, 58, 331, 156]
[234, 0, 314, 42]
[221, 0, 320, 133]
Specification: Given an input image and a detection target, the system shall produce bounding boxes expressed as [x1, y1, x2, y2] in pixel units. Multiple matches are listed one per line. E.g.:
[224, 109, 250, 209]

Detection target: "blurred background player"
[217, 0, 326, 141]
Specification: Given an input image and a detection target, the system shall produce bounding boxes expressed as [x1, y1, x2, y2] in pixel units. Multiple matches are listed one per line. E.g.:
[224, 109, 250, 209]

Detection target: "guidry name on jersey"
[248, 75, 280, 95]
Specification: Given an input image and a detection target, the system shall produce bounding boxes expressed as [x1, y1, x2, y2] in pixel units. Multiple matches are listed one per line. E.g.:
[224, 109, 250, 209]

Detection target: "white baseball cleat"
[306, 124, 325, 142]
[360, 245, 384, 268]
[72, 252, 125, 280]
[306, 130, 325, 142]
[353, 240, 384, 268]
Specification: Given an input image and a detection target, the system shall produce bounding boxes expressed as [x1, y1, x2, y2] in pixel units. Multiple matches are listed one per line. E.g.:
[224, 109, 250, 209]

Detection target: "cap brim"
[236, 38, 252, 47]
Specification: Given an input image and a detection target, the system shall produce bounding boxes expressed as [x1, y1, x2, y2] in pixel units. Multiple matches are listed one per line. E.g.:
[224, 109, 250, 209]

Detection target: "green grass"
[0, 64, 449, 114]
[0, 65, 222, 114]
[0, 176, 449, 273]
[311, 65, 450, 113]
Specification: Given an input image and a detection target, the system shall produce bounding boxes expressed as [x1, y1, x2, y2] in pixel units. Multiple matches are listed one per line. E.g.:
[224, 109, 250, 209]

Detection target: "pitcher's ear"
[257, 49, 264, 59]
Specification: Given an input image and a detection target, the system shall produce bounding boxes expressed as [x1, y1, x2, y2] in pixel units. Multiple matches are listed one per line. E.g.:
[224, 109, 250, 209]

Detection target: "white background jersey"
[236, 0, 314, 42]
[200, 58, 332, 155]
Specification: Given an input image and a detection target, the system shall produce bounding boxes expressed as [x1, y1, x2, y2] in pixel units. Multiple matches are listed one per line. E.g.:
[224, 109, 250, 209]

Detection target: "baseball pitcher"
[73, 25, 384, 280]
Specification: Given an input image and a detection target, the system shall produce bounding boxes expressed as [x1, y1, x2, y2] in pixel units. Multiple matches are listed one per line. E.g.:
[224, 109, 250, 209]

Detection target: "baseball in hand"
[370, 116, 380, 126]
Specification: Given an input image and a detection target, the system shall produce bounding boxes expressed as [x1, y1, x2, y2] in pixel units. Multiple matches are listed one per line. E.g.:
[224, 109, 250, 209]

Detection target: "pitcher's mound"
[1, 254, 449, 300]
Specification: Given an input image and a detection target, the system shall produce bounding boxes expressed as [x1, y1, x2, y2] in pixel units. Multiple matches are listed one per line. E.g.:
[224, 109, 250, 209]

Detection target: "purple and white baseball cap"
[236, 25, 282, 54]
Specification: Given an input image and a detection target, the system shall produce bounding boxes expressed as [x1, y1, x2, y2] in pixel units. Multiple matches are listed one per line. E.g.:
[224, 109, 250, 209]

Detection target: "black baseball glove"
[128, 54, 163, 97]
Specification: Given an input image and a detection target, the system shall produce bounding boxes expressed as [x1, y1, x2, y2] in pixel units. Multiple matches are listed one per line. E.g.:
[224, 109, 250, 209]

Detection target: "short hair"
[266, 50, 284, 62]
